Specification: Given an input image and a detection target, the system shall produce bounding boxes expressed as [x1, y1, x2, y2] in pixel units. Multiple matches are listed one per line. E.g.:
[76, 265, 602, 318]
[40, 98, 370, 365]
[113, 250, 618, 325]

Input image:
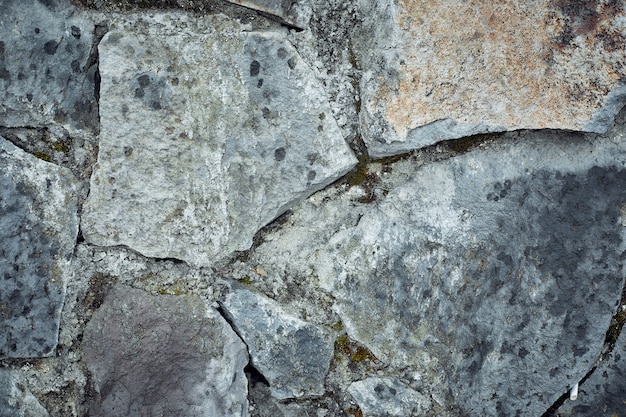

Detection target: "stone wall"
[1, 1, 625, 416]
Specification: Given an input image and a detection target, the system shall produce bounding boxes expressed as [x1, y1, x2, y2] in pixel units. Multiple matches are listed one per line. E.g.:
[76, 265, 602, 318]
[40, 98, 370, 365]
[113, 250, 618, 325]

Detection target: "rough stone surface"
[0, 369, 50, 417]
[348, 377, 432, 417]
[83, 284, 249, 417]
[556, 318, 626, 416]
[0, 0, 97, 131]
[242, 129, 626, 416]
[219, 283, 335, 399]
[356, 0, 626, 156]
[0, 136, 79, 359]
[225, 0, 310, 28]
[81, 13, 356, 267]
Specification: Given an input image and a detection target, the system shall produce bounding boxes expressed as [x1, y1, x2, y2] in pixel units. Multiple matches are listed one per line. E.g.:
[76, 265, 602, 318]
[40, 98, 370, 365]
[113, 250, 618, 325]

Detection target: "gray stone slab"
[219, 284, 335, 399]
[355, 0, 626, 156]
[0, 137, 79, 359]
[348, 377, 432, 417]
[0, 369, 50, 417]
[556, 320, 626, 416]
[244, 129, 626, 415]
[0, 0, 97, 131]
[81, 13, 356, 268]
[83, 285, 249, 417]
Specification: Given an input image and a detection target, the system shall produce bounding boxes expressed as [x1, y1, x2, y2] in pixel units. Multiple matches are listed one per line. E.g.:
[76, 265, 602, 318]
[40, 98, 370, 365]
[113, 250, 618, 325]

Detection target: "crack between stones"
[541, 279, 626, 416]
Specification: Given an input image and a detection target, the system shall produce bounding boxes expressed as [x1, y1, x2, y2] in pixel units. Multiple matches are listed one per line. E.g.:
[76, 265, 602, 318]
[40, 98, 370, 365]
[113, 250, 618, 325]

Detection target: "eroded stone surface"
[219, 283, 335, 399]
[83, 285, 249, 417]
[242, 129, 626, 415]
[348, 377, 432, 417]
[81, 14, 356, 267]
[0, 136, 79, 359]
[225, 0, 310, 28]
[356, 0, 626, 156]
[556, 320, 626, 416]
[0, 369, 50, 417]
[0, 0, 97, 131]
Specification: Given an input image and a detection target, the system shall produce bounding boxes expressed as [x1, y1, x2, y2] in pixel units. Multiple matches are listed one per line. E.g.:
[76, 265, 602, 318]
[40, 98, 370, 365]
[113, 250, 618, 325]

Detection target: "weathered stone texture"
[0, 137, 79, 359]
[83, 285, 249, 417]
[81, 14, 356, 267]
[245, 131, 626, 416]
[219, 284, 335, 399]
[556, 321, 626, 416]
[0, 0, 97, 131]
[348, 377, 432, 417]
[357, 0, 626, 156]
[0, 369, 50, 417]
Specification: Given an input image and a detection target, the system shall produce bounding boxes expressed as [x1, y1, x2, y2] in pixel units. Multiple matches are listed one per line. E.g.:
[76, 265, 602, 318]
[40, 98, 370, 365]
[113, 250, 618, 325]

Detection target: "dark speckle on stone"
[250, 60, 260, 77]
[374, 384, 383, 393]
[0, 41, 4, 55]
[0, 68, 10, 80]
[71, 25, 81, 39]
[43, 40, 58, 55]
[287, 57, 297, 70]
[34, 28, 40, 34]
[135, 88, 144, 98]
[150, 101, 161, 110]
[124, 146, 133, 157]
[17, 72, 25, 80]
[262, 107, 270, 119]
[274, 147, 286, 161]
[138, 74, 151, 87]
[257, 79, 263, 88]
[308, 170, 316, 181]
[26, 93, 33, 101]
[277, 47, 287, 59]
[71, 60, 81, 73]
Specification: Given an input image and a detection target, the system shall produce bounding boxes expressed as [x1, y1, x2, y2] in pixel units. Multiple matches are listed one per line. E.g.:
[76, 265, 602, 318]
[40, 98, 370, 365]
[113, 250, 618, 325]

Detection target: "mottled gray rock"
[556, 317, 626, 416]
[0, 0, 97, 131]
[348, 377, 431, 417]
[0, 369, 50, 417]
[83, 285, 248, 417]
[0, 137, 79, 359]
[225, 0, 310, 28]
[243, 129, 626, 415]
[219, 284, 335, 399]
[356, 0, 626, 156]
[81, 13, 356, 267]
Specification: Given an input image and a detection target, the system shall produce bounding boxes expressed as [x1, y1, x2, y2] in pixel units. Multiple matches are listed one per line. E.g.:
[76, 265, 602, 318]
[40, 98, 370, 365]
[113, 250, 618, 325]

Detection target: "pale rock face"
[0, 369, 49, 417]
[0, 137, 79, 359]
[219, 283, 335, 399]
[348, 377, 432, 417]
[245, 129, 626, 416]
[0, 0, 97, 131]
[356, 0, 626, 156]
[81, 13, 356, 267]
[83, 285, 249, 417]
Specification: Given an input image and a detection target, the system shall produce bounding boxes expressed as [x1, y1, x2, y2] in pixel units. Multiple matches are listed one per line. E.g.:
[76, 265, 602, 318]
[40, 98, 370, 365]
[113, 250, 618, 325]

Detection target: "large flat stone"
[83, 285, 249, 417]
[81, 13, 356, 267]
[219, 284, 335, 399]
[0, 0, 97, 131]
[244, 129, 626, 415]
[356, 0, 626, 157]
[0, 136, 79, 359]
[348, 377, 432, 417]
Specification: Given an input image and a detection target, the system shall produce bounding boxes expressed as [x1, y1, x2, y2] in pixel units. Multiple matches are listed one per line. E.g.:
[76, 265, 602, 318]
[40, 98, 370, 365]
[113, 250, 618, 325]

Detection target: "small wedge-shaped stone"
[356, 0, 626, 156]
[348, 377, 432, 417]
[225, 0, 309, 28]
[83, 285, 249, 417]
[219, 284, 335, 399]
[0, 0, 97, 131]
[0, 137, 79, 359]
[81, 14, 356, 267]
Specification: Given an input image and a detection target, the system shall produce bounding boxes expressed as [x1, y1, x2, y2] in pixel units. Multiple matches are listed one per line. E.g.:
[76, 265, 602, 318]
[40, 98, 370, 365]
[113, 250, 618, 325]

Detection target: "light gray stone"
[355, 0, 626, 157]
[243, 129, 626, 416]
[225, 0, 310, 28]
[219, 283, 335, 399]
[0, 369, 50, 417]
[0, 0, 97, 131]
[556, 315, 626, 416]
[83, 284, 249, 417]
[81, 13, 356, 268]
[348, 377, 431, 417]
[0, 136, 79, 359]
